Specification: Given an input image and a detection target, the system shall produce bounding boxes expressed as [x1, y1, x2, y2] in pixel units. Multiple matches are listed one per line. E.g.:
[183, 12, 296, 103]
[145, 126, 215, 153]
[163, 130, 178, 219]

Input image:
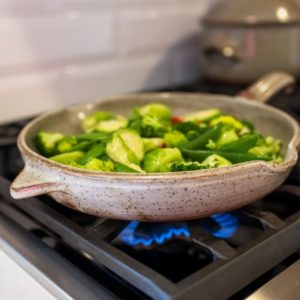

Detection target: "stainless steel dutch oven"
[10, 72, 300, 221]
[201, 0, 300, 83]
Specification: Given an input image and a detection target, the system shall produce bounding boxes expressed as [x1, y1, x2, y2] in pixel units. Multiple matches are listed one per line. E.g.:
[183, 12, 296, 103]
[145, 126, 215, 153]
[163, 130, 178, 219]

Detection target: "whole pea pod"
[219, 134, 259, 153]
[79, 143, 106, 164]
[182, 149, 271, 163]
[180, 124, 222, 150]
[76, 132, 112, 141]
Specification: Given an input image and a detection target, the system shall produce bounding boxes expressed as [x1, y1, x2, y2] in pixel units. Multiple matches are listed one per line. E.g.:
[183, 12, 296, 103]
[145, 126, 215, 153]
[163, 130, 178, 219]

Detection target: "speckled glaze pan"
[10, 72, 300, 221]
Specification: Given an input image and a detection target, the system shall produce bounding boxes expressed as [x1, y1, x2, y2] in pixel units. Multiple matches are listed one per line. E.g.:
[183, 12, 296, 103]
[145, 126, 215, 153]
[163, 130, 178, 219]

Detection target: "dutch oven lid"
[203, 0, 300, 26]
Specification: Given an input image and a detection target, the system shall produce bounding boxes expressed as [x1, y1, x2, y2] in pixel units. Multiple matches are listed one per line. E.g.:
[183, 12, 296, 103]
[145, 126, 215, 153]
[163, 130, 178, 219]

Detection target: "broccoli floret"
[68, 158, 115, 171]
[57, 136, 78, 153]
[248, 136, 282, 161]
[137, 103, 172, 120]
[84, 158, 115, 171]
[164, 131, 188, 147]
[142, 148, 183, 172]
[201, 154, 232, 168]
[82, 111, 114, 132]
[49, 151, 85, 165]
[141, 115, 171, 137]
[129, 103, 172, 138]
[170, 161, 208, 172]
[35, 131, 64, 156]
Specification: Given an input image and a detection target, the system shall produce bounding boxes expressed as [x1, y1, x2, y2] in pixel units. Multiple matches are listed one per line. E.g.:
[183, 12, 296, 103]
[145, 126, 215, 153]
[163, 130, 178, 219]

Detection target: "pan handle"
[10, 165, 61, 199]
[237, 72, 296, 103]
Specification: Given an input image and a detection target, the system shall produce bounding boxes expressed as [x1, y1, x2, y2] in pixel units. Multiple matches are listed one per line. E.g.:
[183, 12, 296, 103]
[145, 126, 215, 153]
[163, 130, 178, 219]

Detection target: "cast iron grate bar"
[86, 218, 127, 241]
[1, 176, 300, 300]
[242, 210, 286, 229]
[277, 184, 300, 196]
[176, 216, 300, 300]
[189, 222, 237, 260]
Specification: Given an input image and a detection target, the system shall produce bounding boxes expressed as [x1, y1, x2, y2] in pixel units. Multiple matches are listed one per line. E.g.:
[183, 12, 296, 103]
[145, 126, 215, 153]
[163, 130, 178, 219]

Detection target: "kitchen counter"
[0, 238, 71, 300]
[246, 259, 300, 300]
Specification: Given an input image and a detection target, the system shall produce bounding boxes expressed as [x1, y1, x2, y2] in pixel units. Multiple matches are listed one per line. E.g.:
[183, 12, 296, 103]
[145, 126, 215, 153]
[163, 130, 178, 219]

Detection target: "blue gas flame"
[118, 221, 190, 247]
[118, 213, 239, 247]
[207, 213, 239, 238]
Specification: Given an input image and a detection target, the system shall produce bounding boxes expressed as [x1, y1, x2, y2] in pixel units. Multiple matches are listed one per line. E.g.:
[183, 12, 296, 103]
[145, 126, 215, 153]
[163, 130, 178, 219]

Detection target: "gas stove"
[0, 81, 300, 300]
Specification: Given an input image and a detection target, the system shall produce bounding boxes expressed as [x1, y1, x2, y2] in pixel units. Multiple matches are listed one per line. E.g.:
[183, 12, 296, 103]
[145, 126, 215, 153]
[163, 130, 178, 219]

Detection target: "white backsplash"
[0, 0, 214, 123]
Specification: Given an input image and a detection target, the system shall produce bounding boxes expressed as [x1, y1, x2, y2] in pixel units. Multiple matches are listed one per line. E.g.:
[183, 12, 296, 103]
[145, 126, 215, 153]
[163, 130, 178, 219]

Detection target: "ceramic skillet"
[10, 72, 300, 221]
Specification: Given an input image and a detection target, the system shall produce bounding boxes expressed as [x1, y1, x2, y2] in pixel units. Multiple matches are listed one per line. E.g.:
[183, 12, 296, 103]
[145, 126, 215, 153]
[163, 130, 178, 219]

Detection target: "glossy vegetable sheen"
[33, 103, 283, 173]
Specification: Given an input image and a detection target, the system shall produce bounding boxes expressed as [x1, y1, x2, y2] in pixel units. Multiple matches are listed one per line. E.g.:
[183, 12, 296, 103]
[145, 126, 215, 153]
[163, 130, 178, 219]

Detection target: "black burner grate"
[0, 176, 300, 300]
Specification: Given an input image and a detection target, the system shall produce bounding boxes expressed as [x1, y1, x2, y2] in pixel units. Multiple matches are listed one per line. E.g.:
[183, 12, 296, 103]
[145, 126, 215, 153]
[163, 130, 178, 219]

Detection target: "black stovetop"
[0, 80, 300, 300]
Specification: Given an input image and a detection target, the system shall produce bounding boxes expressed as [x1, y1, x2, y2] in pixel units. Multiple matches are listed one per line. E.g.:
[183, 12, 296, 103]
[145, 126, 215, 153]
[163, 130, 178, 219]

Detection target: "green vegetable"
[115, 163, 140, 173]
[83, 158, 115, 171]
[164, 131, 188, 147]
[174, 121, 207, 135]
[183, 149, 271, 163]
[140, 115, 171, 137]
[180, 124, 222, 150]
[210, 115, 244, 130]
[130, 103, 172, 138]
[215, 129, 239, 148]
[50, 151, 85, 164]
[79, 143, 106, 164]
[170, 161, 208, 172]
[57, 136, 78, 153]
[82, 111, 127, 133]
[82, 111, 114, 132]
[201, 154, 232, 168]
[241, 120, 255, 131]
[35, 103, 283, 173]
[96, 116, 128, 133]
[248, 136, 282, 159]
[183, 108, 221, 122]
[219, 134, 259, 153]
[76, 132, 111, 141]
[35, 131, 64, 156]
[72, 140, 94, 151]
[137, 103, 172, 120]
[106, 129, 145, 172]
[142, 138, 165, 152]
[69, 158, 115, 172]
[143, 148, 183, 172]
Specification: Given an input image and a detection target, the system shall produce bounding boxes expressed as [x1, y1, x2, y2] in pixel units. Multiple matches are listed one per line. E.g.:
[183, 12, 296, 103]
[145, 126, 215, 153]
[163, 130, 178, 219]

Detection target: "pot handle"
[10, 165, 61, 199]
[237, 72, 296, 103]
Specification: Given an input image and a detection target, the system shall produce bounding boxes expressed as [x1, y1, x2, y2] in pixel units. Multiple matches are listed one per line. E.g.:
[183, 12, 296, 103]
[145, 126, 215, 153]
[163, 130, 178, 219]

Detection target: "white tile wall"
[0, 13, 115, 72]
[119, 5, 201, 55]
[0, 0, 214, 123]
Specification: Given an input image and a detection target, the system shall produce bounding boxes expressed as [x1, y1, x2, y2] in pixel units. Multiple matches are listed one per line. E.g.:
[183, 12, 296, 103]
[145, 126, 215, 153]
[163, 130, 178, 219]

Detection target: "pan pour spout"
[10, 165, 60, 199]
